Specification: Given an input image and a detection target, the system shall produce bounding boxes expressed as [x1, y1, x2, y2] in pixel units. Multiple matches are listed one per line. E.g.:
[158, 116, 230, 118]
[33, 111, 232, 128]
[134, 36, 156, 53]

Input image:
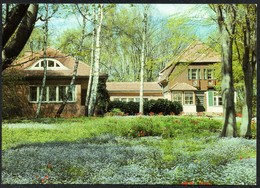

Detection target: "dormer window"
[25, 58, 70, 70]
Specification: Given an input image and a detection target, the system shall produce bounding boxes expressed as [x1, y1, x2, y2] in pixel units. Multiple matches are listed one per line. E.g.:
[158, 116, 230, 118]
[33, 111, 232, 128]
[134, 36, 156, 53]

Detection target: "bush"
[108, 99, 183, 116]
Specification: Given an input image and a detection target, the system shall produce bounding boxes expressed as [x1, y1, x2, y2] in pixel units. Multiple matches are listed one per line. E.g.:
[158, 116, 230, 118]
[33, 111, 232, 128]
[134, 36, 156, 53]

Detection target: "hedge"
[107, 99, 183, 115]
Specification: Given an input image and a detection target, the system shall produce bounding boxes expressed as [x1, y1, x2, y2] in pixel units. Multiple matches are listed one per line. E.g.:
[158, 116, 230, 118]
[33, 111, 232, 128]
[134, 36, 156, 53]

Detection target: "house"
[106, 82, 163, 102]
[158, 41, 225, 114]
[2, 47, 108, 118]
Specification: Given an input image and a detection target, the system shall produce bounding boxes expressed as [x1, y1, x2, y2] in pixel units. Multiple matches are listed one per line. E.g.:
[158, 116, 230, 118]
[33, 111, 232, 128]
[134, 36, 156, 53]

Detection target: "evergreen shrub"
[108, 99, 183, 115]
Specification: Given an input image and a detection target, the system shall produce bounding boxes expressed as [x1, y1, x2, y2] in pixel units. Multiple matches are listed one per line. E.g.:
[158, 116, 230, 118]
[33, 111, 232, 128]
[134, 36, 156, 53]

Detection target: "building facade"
[2, 48, 108, 118]
[158, 41, 226, 114]
[106, 82, 163, 102]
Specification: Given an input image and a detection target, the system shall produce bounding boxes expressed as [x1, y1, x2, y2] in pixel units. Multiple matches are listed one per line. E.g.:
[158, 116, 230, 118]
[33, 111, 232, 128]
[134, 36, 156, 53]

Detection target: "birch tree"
[55, 6, 87, 118]
[210, 4, 238, 137]
[85, 4, 97, 116]
[35, 4, 49, 118]
[88, 4, 104, 116]
[139, 5, 148, 115]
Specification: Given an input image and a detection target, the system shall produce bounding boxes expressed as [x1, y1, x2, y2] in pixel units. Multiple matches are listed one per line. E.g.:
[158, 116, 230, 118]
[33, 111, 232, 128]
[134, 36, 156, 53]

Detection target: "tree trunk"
[35, 4, 48, 119]
[2, 4, 38, 72]
[240, 5, 256, 138]
[139, 5, 148, 115]
[55, 14, 87, 118]
[85, 4, 96, 116]
[88, 4, 103, 116]
[216, 5, 237, 137]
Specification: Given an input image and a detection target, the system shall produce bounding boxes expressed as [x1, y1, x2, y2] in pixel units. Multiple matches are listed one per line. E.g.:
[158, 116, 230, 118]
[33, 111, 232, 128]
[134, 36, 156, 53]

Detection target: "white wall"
[183, 105, 197, 113]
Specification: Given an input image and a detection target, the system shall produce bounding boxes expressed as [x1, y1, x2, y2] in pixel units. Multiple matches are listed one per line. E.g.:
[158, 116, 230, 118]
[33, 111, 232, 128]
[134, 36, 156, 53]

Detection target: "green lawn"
[2, 116, 256, 185]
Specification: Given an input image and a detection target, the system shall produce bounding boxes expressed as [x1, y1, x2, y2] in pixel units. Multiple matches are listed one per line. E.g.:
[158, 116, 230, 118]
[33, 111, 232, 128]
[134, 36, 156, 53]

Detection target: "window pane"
[184, 92, 193, 105]
[56, 63, 60, 67]
[128, 98, 134, 102]
[59, 86, 66, 101]
[49, 86, 56, 101]
[135, 98, 140, 102]
[192, 69, 197, 79]
[41, 87, 47, 102]
[30, 86, 37, 101]
[35, 63, 40, 67]
[67, 85, 75, 101]
[121, 98, 127, 102]
[208, 69, 212, 79]
[48, 60, 55, 67]
[173, 92, 182, 104]
[219, 97, 222, 105]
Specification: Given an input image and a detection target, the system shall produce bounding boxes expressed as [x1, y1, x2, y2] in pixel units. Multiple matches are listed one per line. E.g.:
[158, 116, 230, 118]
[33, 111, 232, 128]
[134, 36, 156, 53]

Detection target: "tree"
[139, 5, 148, 115]
[55, 5, 87, 118]
[235, 4, 257, 138]
[2, 4, 38, 72]
[85, 4, 97, 116]
[210, 4, 238, 137]
[35, 4, 49, 118]
[88, 4, 104, 116]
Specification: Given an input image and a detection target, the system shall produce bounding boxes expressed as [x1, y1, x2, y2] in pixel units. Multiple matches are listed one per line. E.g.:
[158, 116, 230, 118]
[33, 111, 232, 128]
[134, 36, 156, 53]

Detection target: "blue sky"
[40, 4, 217, 40]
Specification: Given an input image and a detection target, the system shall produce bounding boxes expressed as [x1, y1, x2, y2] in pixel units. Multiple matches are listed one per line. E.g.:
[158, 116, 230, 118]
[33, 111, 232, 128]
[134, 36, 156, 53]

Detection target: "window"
[29, 86, 38, 101]
[26, 58, 69, 70]
[184, 91, 194, 105]
[128, 98, 134, 102]
[188, 69, 201, 80]
[204, 69, 214, 80]
[49, 86, 57, 101]
[29, 85, 76, 103]
[213, 92, 222, 106]
[121, 98, 127, 102]
[48, 60, 55, 67]
[172, 91, 182, 104]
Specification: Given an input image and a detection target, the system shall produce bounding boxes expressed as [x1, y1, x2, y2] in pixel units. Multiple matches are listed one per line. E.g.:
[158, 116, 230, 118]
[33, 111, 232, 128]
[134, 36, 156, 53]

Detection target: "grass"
[2, 116, 257, 184]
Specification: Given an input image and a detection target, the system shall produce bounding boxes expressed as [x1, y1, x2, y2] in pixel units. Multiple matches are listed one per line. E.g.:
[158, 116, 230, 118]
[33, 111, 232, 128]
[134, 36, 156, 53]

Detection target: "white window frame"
[213, 91, 222, 106]
[25, 58, 70, 70]
[172, 91, 183, 104]
[184, 91, 194, 105]
[188, 69, 201, 80]
[204, 69, 214, 80]
[29, 85, 76, 103]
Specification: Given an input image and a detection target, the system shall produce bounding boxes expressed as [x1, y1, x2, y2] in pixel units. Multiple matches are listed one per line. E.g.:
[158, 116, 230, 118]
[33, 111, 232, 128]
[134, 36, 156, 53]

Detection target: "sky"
[39, 4, 217, 41]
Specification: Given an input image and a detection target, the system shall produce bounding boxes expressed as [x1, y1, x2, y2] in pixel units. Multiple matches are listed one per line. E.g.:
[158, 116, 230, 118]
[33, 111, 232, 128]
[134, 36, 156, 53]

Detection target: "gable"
[25, 58, 70, 70]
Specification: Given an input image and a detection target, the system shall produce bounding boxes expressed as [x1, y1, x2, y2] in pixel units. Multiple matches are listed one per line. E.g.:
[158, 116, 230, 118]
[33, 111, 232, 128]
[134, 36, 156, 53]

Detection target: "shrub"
[108, 99, 183, 115]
